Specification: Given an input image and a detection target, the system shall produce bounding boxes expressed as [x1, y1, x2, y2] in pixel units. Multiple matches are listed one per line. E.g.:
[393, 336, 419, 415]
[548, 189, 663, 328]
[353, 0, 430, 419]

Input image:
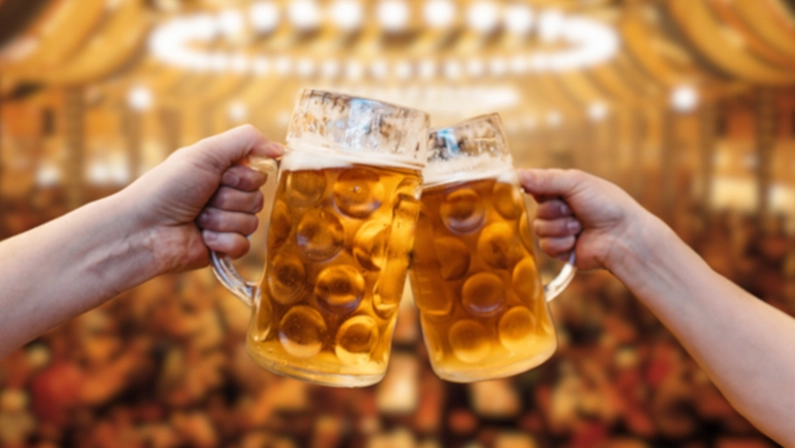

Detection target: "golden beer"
[410, 114, 573, 383]
[247, 151, 422, 385]
[212, 90, 430, 387]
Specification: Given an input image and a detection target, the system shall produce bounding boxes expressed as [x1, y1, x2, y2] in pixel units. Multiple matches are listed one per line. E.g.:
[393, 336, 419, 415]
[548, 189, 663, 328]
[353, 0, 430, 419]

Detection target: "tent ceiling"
[1, 0, 794, 122]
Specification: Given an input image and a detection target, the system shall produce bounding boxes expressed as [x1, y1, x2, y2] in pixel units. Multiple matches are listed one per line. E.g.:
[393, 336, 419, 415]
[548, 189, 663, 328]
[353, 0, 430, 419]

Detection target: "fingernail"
[268, 142, 285, 155]
[559, 202, 571, 215]
[222, 171, 240, 187]
[518, 170, 532, 185]
[198, 211, 209, 223]
[204, 231, 218, 242]
[567, 220, 581, 232]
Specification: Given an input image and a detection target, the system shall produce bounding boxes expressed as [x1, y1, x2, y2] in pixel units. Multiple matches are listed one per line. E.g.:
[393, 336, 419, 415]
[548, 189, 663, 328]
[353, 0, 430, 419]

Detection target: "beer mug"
[212, 90, 430, 387]
[409, 114, 576, 383]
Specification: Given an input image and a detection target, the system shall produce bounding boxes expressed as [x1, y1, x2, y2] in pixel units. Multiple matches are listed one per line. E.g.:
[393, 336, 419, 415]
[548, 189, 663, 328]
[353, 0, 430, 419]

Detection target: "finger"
[193, 125, 284, 172]
[534, 218, 582, 238]
[202, 231, 251, 259]
[518, 169, 589, 199]
[208, 187, 264, 213]
[538, 236, 576, 256]
[535, 199, 573, 220]
[197, 207, 259, 235]
[221, 166, 268, 192]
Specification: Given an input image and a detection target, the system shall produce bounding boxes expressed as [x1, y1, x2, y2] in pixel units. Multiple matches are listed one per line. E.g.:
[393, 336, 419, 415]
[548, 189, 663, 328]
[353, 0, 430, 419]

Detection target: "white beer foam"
[423, 153, 516, 188]
[281, 144, 422, 172]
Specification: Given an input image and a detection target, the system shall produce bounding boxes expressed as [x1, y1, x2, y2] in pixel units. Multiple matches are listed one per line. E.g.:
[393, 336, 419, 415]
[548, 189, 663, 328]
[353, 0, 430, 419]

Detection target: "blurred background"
[1, 0, 795, 446]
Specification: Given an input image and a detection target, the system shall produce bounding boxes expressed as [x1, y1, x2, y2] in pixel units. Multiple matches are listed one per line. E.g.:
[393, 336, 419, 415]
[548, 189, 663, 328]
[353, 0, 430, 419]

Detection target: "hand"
[518, 169, 657, 271]
[119, 125, 283, 274]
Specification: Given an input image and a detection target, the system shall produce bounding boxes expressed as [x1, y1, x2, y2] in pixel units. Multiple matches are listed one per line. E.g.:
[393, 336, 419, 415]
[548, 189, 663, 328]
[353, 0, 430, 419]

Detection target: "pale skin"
[0, 126, 792, 444]
[519, 168, 795, 447]
[0, 125, 282, 359]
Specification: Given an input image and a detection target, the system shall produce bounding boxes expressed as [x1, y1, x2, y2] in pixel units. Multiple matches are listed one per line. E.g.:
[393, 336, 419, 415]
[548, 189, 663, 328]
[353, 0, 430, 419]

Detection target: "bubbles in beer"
[335, 315, 379, 365]
[296, 209, 344, 261]
[462, 272, 505, 316]
[353, 220, 390, 271]
[315, 265, 365, 312]
[267, 254, 307, 304]
[477, 222, 524, 270]
[512, 257, 542, 301]
[433, 237, 471, 280]
[286, 170, 327, 205]
[333, 168, 385, 218]
[518, 213, 535, 252]
[278, 305, 327, 358]
[251, 296, 273, 342]
[440, 189, 486, 234]
[268, 200, 292, 249]
[493, 182, 524, 220]
[449, 320, 491, 364]
[498, 306, 537, 352]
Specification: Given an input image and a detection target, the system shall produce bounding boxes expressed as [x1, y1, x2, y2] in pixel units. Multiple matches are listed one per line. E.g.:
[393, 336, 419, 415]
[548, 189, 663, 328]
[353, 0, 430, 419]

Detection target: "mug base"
[247, 347, 386, 388]
[431, 344, 557, 383]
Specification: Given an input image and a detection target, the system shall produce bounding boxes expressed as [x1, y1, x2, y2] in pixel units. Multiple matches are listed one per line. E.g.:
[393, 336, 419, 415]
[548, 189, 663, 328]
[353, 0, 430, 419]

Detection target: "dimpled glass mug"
[408, 113, 576, 383]
[212, 90, 430, 387]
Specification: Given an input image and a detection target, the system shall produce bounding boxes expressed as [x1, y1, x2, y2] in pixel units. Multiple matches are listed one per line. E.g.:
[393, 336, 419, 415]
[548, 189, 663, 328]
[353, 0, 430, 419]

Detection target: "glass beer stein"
[212, 90, 430, 387]
[409, 114, 576, 383]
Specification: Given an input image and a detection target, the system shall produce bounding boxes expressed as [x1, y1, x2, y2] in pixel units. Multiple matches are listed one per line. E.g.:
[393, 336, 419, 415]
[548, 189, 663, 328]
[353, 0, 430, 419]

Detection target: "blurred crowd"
[0, 188, 790, 448]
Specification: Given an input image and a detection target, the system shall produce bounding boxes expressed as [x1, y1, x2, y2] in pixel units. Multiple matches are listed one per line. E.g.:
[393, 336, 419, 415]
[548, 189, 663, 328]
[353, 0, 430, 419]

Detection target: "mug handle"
[210, 157, 281, 308]
[543, 252, 577, 302]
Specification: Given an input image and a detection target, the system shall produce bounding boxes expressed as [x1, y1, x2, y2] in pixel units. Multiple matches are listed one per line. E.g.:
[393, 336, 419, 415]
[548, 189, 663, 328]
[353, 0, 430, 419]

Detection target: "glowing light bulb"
[346, 60, 364, 80]
[424, 0, 455, 29]
[378, 0, 410, 33]
[419, 59, 436, 79]
[218, 9, 244, 37]
[288, 0, 320, 31]
[395, 60, 412, 79]
[321, 60, 341, 78]
[467, 59, 485, 78]
[467, 1, 500, 34]
[671, 86, 699, 112]
[371, 60, 389, 79]
[443, 60, 462, 79]
[275, 56, 293, 75]
[331, 0, 363, 32]
[296, 58, 316, 77]
[505, 4, 534, 35]
[128, 86, 153, 111]
[228, 102, 248, 122]
[253, 57, 271, 75]
[547, 111, 562, 127]
[539, 10, 565, 42]
[251, 1, 279, 33]
[588, 102, 608, 122]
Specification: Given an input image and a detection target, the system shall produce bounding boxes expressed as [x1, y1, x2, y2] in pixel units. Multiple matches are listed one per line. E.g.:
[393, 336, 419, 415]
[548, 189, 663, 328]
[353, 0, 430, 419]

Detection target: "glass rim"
[295, 88, 430, 120]
[428, 112, 504, 135]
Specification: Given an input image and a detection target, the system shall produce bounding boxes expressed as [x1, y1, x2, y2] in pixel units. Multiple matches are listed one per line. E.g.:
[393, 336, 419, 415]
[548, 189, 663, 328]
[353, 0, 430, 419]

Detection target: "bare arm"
[521, 168, 795, 446]
[0, 125, 282, 359]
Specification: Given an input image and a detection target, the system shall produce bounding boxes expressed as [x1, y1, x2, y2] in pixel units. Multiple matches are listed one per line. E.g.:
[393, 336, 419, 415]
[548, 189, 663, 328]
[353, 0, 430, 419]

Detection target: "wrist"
[604, 209, 672, 280]
[93, 192, 163, 287]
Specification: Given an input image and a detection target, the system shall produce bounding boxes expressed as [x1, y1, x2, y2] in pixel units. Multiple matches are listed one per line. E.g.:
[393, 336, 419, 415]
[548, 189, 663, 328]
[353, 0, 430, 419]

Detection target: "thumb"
[191, 125, 284, 172]
[518, 168, 587, 199]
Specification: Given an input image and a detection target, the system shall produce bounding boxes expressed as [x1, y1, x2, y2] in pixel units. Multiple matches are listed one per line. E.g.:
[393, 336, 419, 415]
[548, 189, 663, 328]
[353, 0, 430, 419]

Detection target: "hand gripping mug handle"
[543, 252, 577, 302]
[210, 157, 281, 308]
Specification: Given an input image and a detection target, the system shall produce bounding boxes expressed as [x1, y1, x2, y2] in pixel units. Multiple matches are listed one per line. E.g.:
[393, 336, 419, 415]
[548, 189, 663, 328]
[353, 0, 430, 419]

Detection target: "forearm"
[610, 214, 795, 445]
[0, 192, 159, 358]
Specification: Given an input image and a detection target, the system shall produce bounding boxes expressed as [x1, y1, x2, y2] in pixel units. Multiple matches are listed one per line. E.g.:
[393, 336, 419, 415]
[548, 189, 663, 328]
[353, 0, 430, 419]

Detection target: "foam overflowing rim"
[280, 144, 425, 172]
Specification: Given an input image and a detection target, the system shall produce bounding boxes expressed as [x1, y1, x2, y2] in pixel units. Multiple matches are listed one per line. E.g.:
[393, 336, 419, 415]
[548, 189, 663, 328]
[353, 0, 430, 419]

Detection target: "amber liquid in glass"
[247, 152, 422, 387]
[410, 174, 557, 382]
